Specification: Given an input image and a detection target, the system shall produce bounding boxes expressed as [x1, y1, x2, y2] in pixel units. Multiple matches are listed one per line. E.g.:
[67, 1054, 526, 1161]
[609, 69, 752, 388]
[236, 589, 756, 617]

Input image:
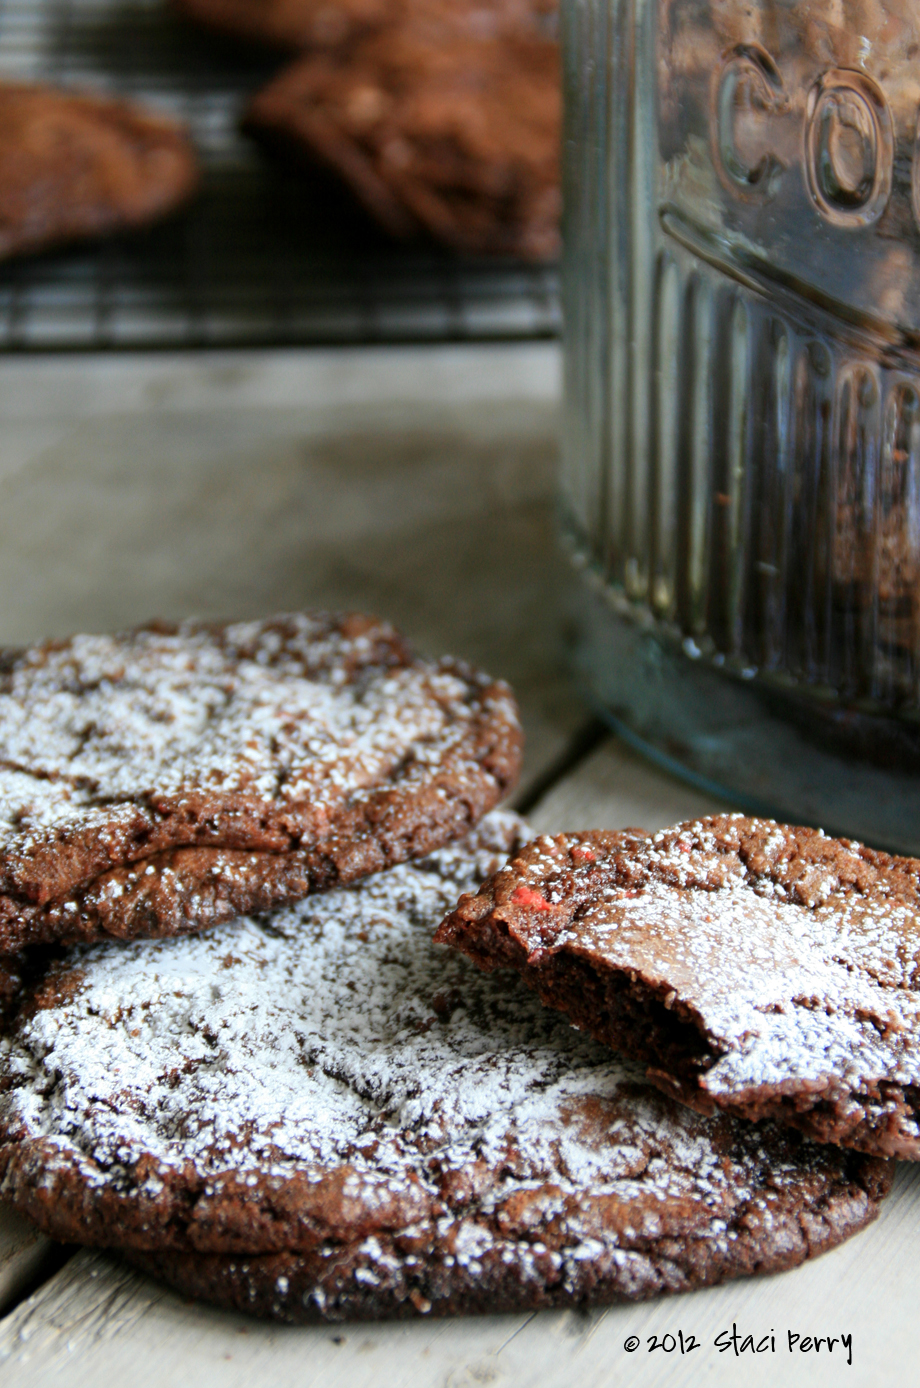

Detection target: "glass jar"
[562, 0, 920, 853]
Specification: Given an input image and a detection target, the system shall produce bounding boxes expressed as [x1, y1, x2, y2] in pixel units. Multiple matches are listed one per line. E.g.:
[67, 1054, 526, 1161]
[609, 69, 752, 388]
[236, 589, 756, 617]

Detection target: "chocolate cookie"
[436, 814, 920, 1160]
[243, 26, 560, 259]
[174, 0, 555, 52]
[174, 0, 392, 49]
[0, 612, 519, 956]
[0, 82, 198, 262]
[0, 813, 890, 1319]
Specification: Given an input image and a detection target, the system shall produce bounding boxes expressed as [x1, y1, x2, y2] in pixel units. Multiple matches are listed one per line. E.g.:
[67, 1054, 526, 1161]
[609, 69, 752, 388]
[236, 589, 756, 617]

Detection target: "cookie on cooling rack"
[173, 0, 555, 53]
[436, 814, 920, 1160]
[0, 611, 519, 955]
[243, 25, 560, 259]
[0, 813, 890, 1321]
[0, 82, 198, 262]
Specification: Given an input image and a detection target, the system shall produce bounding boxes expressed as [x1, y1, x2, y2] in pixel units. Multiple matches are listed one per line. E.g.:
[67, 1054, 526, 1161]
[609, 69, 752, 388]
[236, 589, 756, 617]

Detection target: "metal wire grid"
[0, 0, 560, 350]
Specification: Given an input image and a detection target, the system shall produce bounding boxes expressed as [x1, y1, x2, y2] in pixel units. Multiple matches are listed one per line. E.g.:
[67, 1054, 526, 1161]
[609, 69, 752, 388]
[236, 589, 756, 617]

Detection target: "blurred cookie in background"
[173, 0, 556, 53]
[243, 27, 560, 259]
[0, 82, 199, 262]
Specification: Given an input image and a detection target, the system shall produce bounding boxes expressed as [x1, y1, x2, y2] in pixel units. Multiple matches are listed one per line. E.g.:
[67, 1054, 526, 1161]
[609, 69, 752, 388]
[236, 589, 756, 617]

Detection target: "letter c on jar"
[712, 44, 787, 201]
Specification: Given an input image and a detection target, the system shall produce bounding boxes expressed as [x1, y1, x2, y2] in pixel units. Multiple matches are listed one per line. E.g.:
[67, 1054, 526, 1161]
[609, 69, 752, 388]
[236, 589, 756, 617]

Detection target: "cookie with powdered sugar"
[0, 813, 889, 1320]
[436, 814, 920, 1160]
[0, 612, 519, 957]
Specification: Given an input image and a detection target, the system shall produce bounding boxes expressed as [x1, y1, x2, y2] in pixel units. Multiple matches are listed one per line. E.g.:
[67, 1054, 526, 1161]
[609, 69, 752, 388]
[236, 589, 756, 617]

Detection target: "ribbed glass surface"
[564, 0, 920, 714]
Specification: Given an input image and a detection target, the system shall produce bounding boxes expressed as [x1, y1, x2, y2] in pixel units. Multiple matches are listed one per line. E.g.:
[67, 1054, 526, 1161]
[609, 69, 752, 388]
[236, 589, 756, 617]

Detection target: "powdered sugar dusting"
[504, 817, 920, 1128]
[0, 620, 452, 834]
[0, 614, 517, 912]
[0, 813, 843, 1263]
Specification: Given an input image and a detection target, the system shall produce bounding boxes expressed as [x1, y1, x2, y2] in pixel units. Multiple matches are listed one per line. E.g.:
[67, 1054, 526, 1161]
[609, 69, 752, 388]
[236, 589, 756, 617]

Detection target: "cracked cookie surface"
[0, 813, 890, 1319]
[0, 611, 520, 954]
[436, 815, 920, 1158]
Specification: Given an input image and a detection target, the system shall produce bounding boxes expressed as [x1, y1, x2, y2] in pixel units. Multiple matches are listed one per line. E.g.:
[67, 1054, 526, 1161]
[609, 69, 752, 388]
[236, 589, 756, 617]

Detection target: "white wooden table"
[0, 344, 916, 1387]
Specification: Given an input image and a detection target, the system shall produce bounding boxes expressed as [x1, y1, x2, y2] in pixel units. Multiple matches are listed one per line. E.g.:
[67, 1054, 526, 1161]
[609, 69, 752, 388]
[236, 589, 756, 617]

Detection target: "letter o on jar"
[805, 69, 893, 228]
[712, 44, 786, 201]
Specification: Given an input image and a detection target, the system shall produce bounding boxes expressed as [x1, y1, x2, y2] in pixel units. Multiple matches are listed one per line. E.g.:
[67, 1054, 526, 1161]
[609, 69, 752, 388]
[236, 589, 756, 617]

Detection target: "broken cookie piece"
[436, 814, 920, 1159]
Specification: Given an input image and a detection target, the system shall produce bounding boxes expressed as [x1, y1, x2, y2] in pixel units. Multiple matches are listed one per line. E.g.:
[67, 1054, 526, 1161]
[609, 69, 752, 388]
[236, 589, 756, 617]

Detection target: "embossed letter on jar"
[562, 1, 920, 852]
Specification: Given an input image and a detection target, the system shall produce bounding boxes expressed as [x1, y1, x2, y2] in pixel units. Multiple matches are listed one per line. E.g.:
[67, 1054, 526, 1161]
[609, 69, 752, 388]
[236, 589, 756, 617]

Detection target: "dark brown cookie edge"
[121, 1145, 891, 1320]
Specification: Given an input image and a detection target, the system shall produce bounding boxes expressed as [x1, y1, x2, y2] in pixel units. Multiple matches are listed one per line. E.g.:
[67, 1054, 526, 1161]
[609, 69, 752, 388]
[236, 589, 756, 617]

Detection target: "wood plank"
[0, 344, 560, 450]
[526, 735, 732, 836]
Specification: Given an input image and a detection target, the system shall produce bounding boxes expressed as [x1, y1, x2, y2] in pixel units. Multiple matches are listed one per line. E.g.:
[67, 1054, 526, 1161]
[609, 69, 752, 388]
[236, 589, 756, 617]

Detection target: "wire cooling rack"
[0, 0, 560, 349]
